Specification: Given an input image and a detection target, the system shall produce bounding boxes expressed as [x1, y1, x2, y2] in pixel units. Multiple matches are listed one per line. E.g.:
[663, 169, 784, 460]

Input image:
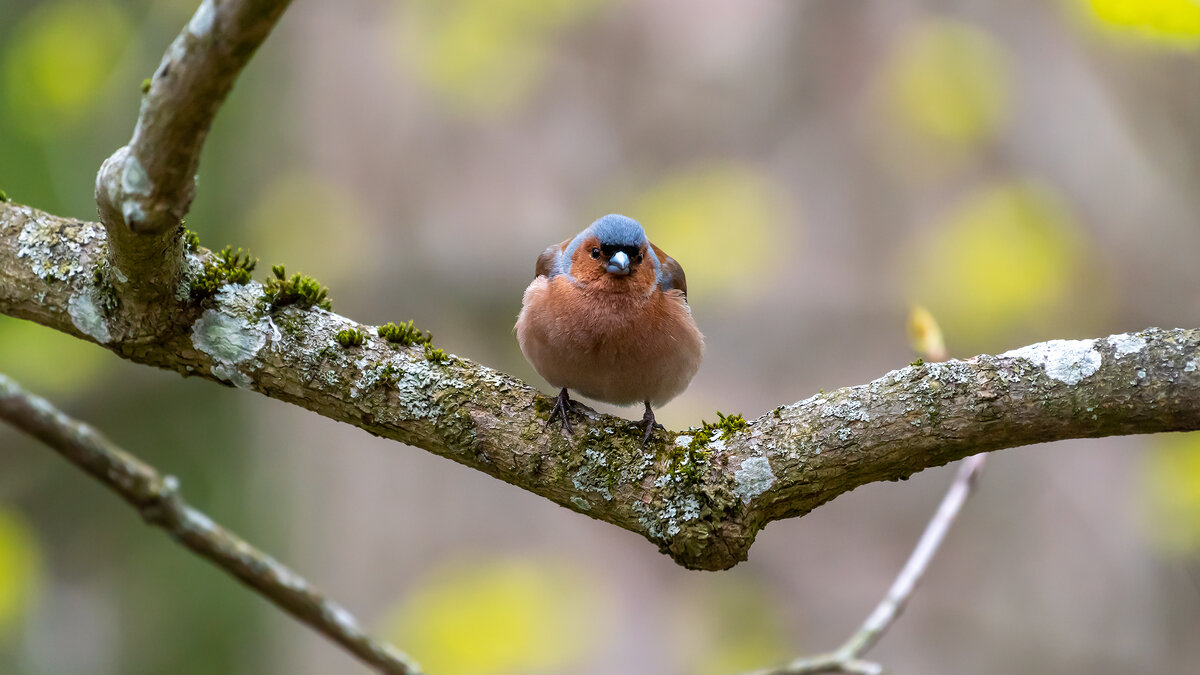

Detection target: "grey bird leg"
[640, 400, 664, 444]
[547, 388, 579, 436]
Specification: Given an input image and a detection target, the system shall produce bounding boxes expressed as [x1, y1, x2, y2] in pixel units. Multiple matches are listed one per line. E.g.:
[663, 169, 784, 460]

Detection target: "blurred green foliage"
[393, 0, 608, 114]
[904, 181, 1085, 347]
[0, 508, 40, 638]
[1140, 431, 1200, 553]
[0, 317, 113, 395]
[244, 172, 371, 284]
[1081, 0, 1200, 47]
[674, 576, 794, 675]
[381, 557, 607, 675]
[632, 163, 791, 303]
[3, 1, 132, 139]
[880, 18, 1010, 166]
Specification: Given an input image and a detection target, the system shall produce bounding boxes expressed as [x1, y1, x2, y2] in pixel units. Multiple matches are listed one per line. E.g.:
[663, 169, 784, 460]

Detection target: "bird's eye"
[590, 247, 600, 259]
[635, 253, 643, 264]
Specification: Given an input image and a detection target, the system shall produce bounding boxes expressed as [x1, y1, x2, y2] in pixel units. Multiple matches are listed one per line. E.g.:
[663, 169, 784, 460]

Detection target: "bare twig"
[747, 454, 987, 675]
[0, 373, 421, 675]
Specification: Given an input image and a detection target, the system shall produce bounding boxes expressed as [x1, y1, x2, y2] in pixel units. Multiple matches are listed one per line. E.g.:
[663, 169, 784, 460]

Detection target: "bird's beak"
[606, 250, 631, 275]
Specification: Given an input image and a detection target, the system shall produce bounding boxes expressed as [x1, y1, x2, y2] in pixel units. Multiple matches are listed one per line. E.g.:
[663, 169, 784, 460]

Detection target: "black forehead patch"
[600, 243, 642, 259]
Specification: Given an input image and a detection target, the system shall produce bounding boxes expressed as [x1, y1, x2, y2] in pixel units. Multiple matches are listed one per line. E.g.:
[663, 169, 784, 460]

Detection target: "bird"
[516, 214, 704, 443]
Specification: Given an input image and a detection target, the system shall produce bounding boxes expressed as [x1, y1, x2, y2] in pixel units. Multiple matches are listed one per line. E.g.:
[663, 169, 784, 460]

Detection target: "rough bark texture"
[93, 0, 291, 315]
[3, 200, 1199, 570]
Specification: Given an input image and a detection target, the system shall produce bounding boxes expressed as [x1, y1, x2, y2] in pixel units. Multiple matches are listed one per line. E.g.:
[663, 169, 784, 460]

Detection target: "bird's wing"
[535, 238, 571, 279]
[650, 243, 688, 300]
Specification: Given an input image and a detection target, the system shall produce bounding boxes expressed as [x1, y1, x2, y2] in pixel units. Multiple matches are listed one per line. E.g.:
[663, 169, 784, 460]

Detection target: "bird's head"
[567, 214, 656, 291]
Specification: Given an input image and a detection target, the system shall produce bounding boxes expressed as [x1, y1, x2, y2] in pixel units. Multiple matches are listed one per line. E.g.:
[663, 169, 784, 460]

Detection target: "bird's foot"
[637, 402, 665, 444]
[547, 388, 581, 436]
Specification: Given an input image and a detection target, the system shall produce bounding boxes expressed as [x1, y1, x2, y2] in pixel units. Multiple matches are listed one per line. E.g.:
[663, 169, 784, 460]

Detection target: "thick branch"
[0, 373, 420, 675]
[94, 0, 290, 309]
[4, 202, 1200, 571]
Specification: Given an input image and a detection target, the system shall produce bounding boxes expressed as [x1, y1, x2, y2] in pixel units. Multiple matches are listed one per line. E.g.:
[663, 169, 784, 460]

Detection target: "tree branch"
[93, 0, 291, 311]
[5, 201, 1198, 571]
[0, 372, 420, 675]
[749, 454, 987, 675]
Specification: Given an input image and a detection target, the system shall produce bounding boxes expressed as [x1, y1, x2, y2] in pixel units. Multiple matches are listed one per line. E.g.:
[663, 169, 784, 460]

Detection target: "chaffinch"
[516, 214, 704, 442]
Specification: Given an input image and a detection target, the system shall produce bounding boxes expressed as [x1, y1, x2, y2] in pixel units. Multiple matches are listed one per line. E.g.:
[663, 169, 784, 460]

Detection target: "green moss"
[181, 227, 200, 252]
[377, 320, 432, 347]
[140, 77, 152, 94]
[423, 343, 448, 364]
[910, 358, 925, 367]
[669, 412, 749, 484]
[0, 188, 8, 202]
[261, 265, 332, 311]
[190, 246, 257, 301]
[336, 327, 366, 348]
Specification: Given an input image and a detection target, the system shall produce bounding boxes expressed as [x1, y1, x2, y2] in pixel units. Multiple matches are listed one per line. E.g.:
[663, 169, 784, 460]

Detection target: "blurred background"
[2, 0, 1200, 673]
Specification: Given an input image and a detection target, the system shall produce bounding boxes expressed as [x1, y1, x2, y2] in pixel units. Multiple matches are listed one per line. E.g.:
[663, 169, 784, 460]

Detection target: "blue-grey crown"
[589, 214, 647, 247]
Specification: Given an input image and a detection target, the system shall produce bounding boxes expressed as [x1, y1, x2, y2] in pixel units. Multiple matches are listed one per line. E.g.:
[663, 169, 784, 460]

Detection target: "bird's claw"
[638, 403, 664, 444]
[547, 388, 579, 436]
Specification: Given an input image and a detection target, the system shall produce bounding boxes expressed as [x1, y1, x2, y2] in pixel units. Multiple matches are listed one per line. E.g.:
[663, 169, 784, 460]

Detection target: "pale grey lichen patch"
[1002, 339, 1101, 385]
[925, 360, 974, 385]
[188, 0, 215, 37]
[633, 493, 703, 540]
[1108, 333, 1147, 359]
[68, 289, 111, 343]
[659, 494, 702, 537]
[176, 253, 205, 301]
[120, 155, 151, 196]
[17, 215, 103, 281]
[572, 447, 613, 501]
[192, 309, 268, 388]
[1186, 361, 1197, 373]
[821, 397, 869, 422]
[211, 363, 253, 389]
[570, 496, 592, 511]
[734, 456, 776, 503]
[215, 281, 265, 316]
[674, 435, 693, 447]
[121, 200, 145, 228]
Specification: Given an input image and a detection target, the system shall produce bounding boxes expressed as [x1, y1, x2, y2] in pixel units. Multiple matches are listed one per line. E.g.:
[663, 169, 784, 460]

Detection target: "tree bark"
[4, 199, 1197, 571]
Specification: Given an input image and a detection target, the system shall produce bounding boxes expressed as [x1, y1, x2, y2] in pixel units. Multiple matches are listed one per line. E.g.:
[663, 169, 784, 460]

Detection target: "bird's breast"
[516, 276, 703, 406]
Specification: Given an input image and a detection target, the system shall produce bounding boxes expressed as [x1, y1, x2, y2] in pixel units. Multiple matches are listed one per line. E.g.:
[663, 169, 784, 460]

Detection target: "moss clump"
[669, 412, 750, 484]
[191, 246, 257, 301]
[182, 227, 200, 252]
[910, 358, 924, 367]
[377, 320, 432, 347]
[0, 188, 8, 202]
[140, 77, 152, 94]
[262, 265, 332, 311]
[336, 327, 366, 348]
[423, 343, 448, 364]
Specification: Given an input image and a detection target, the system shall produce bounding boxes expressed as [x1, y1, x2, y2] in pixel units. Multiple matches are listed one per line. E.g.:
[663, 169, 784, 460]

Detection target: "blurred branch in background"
[752, 456, 985, 675]
[0, 373, 420, 675]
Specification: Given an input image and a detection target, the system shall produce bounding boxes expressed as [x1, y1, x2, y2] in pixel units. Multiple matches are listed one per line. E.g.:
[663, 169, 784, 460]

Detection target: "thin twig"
[748, 454, 987, 675]
[0, 373, 421, 675]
